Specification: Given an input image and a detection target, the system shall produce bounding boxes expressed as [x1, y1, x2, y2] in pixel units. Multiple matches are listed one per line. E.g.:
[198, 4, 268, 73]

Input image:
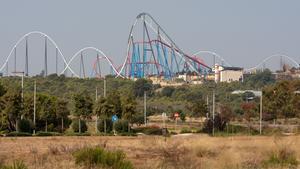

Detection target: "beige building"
[214, 65, 243, 83]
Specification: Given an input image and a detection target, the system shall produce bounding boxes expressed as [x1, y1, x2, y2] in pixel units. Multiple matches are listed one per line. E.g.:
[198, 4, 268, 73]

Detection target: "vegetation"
[73, 146, 133, 169]
[0, 160, 28, 169]
[0, 70, 300, 135]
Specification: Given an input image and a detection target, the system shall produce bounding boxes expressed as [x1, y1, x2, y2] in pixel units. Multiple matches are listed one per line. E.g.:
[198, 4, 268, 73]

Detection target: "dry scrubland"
[0, 135, 299, 169]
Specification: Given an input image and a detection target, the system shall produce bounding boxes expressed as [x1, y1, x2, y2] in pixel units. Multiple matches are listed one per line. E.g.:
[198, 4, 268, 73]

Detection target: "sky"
[0, 0, 300, 75]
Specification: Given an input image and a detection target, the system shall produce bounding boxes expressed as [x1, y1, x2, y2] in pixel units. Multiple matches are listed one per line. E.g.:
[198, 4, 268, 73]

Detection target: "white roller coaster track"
[192, 50, 232, 67]
[245, 54, 299, 71]
[0, 31, 77, 76]
[61, 46, 120, 77]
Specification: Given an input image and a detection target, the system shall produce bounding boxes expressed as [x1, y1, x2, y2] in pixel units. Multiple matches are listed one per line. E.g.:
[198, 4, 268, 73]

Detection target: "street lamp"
[232, 90, 263, 134]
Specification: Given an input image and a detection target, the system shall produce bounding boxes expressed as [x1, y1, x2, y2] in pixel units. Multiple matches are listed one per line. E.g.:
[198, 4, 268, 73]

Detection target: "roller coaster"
[0, 13, 299, 79]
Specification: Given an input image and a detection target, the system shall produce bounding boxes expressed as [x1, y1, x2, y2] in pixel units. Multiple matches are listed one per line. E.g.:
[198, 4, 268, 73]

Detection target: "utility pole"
[44, 36, 48, 77]
[212, 54, 216, 136]
[95, 87, 98, 133]
[33, 80, 36, 134]
[206, 95, 209, 118]
[212, 90, 215, 136]
[103, 78, 106, 97]
[259, 91, 263, 134]
[25, 36, 29, 76]
[14, 47, 17, 73]
[144, 91, 147, 126]
[55, 48, 58, 75]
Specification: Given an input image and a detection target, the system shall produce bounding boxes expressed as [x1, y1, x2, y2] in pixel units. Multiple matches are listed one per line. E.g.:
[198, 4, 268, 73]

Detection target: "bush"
[65, 132, 91, 136]
[97, 119, 113, 133]
[180, 128, 192, 134]
[73, 146, 133, 169]
[0, 160, 28, 169]
[6, 132, 32, 137]
[71, 119, 87, 133]
[133, 125, 166, 135]
[35, 132, 62, 136]
[180, 112, 186, 122]
[114, 120, 129, 133]
[17, 119, 32, 133]
[264, 146, 298, 167]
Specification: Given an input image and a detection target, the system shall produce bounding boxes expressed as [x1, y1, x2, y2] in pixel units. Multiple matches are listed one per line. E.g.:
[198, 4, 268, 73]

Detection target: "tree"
[73, 93, 93, 133]
[133, 78, 153, 97]
[106, 91, 122, 118]
[56, 99, 70, 132]
[94, 97, 114, 133]
[38, 94, 56, 132]
[241, 102, 257, 132]
[161, 86, 175, 97]
[1, 89, 23, 131]
[122, 94, 137, 132]
[187, 99, 208, 117]
[244, 69, 275, 88]
[263, 81, 294, 120]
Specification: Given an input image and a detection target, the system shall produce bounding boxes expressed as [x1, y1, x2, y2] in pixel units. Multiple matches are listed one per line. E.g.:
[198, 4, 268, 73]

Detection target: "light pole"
[144, 91, 147, 126]
[95, 87, 98, 134]
[259, 91, 263, 135]
[33, 80, 36, 134]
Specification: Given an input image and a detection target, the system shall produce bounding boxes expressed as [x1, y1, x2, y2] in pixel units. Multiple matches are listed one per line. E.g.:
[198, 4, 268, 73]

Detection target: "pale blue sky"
[0, 0, 300, 75]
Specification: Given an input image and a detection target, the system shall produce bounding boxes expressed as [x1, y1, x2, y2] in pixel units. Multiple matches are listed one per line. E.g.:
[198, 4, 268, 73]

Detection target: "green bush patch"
[5, 132, 32, 137]
[73, 146, 133, 169]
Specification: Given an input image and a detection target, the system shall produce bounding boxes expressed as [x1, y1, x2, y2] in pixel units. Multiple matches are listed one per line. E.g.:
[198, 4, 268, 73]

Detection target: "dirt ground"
[0, 134, 299, 169]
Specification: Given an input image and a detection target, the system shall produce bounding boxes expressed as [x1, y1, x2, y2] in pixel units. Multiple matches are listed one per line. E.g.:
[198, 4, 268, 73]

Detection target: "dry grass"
[0, 135, 299, 169]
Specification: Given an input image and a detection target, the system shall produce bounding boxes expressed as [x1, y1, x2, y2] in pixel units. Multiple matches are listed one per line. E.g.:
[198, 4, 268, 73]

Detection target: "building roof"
[222, 66, 243, 71]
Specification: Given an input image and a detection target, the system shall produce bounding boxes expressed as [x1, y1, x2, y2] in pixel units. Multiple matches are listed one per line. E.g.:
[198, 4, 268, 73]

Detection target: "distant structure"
[214, 64, 243, 83]
[275, 64, 300, 80]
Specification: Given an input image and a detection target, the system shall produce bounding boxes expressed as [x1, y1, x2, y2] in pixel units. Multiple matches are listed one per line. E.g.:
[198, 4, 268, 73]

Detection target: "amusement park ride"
[0, 13, 299, 81]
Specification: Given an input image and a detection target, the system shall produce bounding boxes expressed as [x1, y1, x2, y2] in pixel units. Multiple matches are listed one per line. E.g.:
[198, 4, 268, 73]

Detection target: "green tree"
[161, 86, 175, 97]
[38, 94, 56, 132]
[56, 99, 70, 132]
[1, 89, 23, 131]
[106, 91, 122, 118]
[94, 97, 114, 133]
[122, 94, 137, 132]
[73, 93, 93, 133]
[133, 78, 153, 97]
[187, 99, 208, 117]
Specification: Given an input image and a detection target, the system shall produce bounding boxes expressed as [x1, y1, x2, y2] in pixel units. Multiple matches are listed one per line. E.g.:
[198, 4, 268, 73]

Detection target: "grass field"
[0, 134, 299, 169]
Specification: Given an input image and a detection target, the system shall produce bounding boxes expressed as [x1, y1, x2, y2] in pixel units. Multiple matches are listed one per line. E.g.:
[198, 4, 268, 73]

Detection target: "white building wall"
[220, 70, 243, 82]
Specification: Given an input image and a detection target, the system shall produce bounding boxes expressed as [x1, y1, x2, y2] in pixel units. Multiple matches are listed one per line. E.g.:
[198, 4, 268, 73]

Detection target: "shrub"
[6, 132, 32, 137]
[71, 119, 87, 133]
[264, 146, 298, 167]
[202, 114, 227, 134]
[17, 119, 32, 133]
[35, 132, 61, 136]
[65, 132, 91, 136]
[133, 125, 165, 135]
[73, 146, 133, 169]
[0, 160, 28, 169]
[180, 128, 192, 134]
[114, 120, 129, 133]
[97, 119, 113, 133]
[180, 112, 186, 122]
